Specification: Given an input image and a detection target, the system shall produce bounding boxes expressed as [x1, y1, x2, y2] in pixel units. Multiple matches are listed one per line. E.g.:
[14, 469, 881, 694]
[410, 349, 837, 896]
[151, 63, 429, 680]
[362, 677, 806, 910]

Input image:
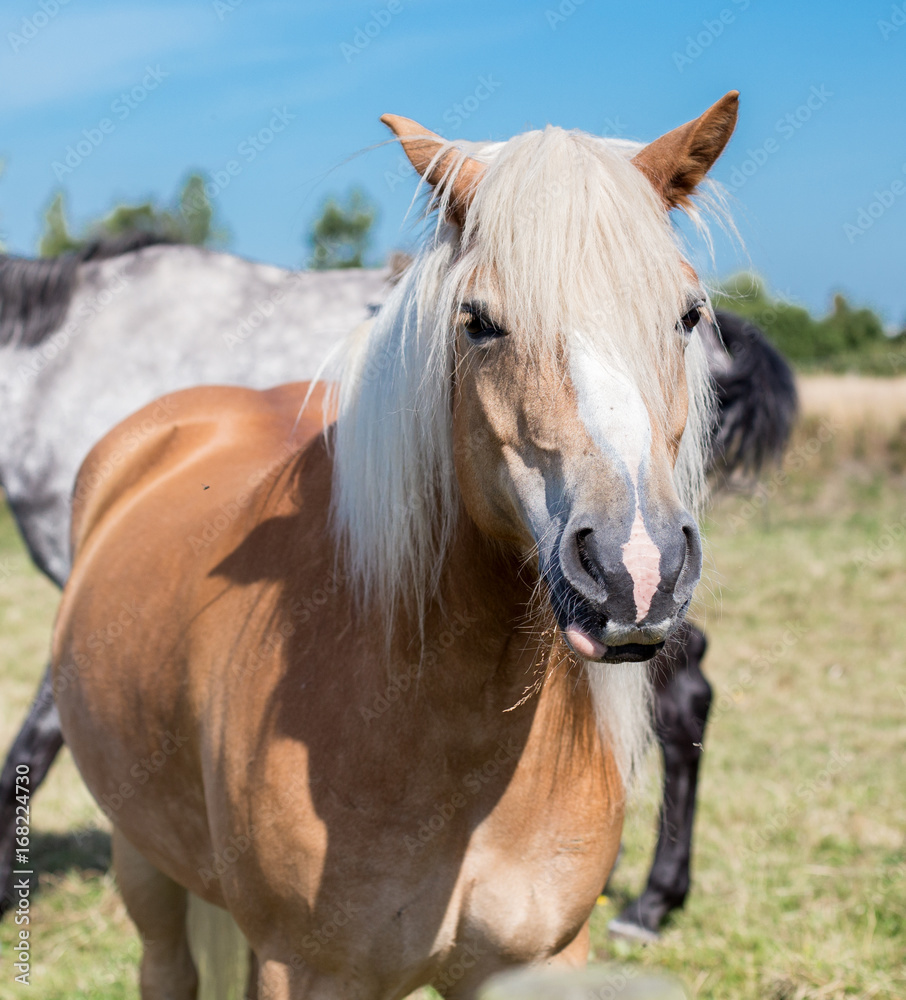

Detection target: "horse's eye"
[461, 307, 506, 342]
[679, 305, 702, 334]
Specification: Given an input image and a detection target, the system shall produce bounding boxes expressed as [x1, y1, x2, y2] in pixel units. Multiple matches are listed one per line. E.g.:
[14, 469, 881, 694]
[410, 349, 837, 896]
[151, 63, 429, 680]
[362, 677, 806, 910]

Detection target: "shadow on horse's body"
[54, 101, 740, 997]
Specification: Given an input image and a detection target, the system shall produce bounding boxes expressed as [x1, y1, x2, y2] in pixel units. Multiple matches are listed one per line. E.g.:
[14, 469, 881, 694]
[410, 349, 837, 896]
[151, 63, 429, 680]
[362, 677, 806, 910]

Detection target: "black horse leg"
[609, 623, 711, 941]
[0, 663, 63, 916]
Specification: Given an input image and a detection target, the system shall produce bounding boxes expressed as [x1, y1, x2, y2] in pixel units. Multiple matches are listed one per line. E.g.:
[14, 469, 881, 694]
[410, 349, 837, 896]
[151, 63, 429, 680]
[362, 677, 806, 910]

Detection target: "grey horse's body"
[1, 240, 389, 585]
[0, 237, 797, 940]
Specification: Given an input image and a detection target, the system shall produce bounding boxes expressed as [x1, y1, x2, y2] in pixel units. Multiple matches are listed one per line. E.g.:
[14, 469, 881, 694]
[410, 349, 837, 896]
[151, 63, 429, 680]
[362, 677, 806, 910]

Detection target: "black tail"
[706, 310, 798, 482]
[0, 232, 174, 349]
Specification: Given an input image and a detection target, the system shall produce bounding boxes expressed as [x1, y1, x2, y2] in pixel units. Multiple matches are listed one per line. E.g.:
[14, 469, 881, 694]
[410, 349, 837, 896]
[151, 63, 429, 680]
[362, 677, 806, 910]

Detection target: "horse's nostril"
[673, 521, 703, 602]
[575, 528, 605, 587]
[679, 524, 693, 571]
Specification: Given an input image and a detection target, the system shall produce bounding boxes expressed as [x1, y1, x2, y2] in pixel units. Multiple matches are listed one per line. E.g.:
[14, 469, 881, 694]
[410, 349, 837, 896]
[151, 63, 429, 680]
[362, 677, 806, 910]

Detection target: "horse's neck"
[392, 508, 591, 738]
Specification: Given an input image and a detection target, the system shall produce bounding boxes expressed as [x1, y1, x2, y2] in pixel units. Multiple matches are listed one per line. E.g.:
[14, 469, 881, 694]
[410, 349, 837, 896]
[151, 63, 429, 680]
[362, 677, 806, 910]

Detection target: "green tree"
[177, 175, 217, 247]
[39, 192, 88, 257]
[38, 174, 227, 257]
[308, 189, 376, 269]
[818, 294, 885, 353]
[713, 273, 889, 366]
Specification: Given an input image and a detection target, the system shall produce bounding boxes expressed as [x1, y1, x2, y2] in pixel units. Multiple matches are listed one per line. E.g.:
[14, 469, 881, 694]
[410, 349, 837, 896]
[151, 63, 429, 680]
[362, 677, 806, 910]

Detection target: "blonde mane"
[331, 125, 722, 782]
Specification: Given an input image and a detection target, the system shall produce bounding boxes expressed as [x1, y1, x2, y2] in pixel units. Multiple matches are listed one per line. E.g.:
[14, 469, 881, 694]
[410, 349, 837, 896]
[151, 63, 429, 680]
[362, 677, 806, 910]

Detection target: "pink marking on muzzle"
[621, 509, 661, 623]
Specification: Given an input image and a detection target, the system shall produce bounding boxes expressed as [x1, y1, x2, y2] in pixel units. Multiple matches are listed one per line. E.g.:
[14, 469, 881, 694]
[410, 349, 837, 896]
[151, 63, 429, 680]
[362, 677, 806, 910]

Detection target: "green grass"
[0, 446, 904, 999]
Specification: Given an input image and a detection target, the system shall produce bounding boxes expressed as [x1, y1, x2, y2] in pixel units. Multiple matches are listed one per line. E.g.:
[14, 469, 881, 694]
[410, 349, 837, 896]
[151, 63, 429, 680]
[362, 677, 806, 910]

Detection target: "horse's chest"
[239, 757, 616, 991]
[450, 805, 614, 958]
[227, 660, 621, 985]
[365, 786, 615, 985]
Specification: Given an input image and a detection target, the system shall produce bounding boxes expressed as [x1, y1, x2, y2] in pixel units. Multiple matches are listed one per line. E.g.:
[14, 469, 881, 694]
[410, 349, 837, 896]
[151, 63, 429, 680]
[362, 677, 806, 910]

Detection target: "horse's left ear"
[632, 91, 739, 210]
[381, 114, 484, 227]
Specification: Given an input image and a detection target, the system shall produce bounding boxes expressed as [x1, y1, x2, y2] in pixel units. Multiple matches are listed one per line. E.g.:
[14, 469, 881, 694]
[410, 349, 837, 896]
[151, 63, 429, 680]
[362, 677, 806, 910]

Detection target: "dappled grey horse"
[0, 236, 796, 939]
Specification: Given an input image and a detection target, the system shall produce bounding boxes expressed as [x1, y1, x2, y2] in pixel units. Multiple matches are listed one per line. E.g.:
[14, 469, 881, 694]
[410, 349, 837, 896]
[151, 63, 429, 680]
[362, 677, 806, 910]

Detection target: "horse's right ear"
[381, 114, 484, 227]
[632, 91, 739, 211]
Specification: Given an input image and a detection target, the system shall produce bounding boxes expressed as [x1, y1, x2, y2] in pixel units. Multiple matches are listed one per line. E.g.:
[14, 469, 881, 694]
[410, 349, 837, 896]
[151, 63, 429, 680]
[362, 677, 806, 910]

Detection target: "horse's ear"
[381, 114, 484, 227]
[632, 91, 739, 210]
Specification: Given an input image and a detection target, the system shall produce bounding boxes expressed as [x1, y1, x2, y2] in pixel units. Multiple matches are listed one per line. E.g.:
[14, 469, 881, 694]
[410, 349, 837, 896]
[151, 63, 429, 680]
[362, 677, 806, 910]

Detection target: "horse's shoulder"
[70, 381, 331, 556]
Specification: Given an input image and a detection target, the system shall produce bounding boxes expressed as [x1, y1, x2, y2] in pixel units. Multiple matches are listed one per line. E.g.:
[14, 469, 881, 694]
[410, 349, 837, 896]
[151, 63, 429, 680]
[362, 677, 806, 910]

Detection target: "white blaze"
[569, 342, 661, 622]
[621, 509, 661, 622]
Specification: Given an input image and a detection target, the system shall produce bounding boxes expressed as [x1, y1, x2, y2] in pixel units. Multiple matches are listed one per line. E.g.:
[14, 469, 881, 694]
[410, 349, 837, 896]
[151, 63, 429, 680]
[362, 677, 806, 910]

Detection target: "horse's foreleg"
[113, 827, 198, 1000]
[0, 662, 64, 916]
[609, 624, 711, 941]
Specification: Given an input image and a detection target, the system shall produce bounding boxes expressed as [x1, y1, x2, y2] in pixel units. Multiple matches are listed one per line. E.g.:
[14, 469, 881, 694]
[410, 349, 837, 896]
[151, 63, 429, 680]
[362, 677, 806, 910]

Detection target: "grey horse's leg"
[609, 624, 711, 941]
[0, 663, 63, 915]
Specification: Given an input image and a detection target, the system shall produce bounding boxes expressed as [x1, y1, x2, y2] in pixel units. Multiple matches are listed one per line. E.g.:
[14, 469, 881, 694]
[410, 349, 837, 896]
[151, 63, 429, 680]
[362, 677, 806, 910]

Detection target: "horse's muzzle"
[546, 511, 702, 663]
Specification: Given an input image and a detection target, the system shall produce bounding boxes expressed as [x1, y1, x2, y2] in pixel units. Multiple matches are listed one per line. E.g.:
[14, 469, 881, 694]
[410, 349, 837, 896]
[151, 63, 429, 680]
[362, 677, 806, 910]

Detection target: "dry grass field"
[0, 375, 904, 999]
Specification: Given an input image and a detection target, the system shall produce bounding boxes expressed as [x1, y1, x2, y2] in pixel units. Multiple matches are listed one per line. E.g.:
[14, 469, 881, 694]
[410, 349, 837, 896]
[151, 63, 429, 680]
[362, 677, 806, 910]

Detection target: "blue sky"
[2, 0, 905, 322]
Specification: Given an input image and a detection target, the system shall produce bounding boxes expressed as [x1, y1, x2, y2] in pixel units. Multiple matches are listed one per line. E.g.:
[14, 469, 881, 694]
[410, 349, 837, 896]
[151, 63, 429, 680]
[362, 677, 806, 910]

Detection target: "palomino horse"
[53, 95, 739, 997]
